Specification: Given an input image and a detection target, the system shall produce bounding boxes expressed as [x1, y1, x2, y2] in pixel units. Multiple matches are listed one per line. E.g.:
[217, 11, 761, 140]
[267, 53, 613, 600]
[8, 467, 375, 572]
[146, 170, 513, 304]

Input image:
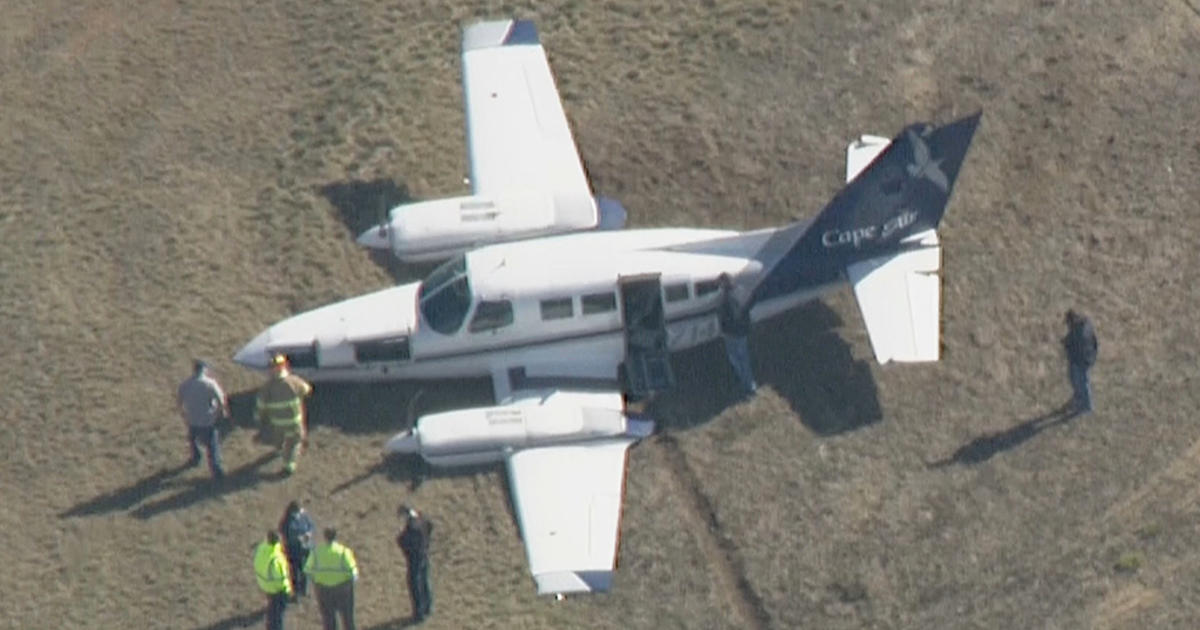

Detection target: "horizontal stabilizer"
[848, 230, 941, 363]
[845, 134, 891, 183]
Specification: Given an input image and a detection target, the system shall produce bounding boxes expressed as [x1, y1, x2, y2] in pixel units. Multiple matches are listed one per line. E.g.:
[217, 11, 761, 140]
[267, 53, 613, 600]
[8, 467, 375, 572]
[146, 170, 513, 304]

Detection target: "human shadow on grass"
[318, 178, 437, 283]
[130, 451, 280, 520]
[193, 609, 263, 630]
[58, 461, 195, 518]
[361, 617, 423, 630]
[649, 302, 882, 436]
[60, 391, 264, 519]
[926, 403, 1081, 468]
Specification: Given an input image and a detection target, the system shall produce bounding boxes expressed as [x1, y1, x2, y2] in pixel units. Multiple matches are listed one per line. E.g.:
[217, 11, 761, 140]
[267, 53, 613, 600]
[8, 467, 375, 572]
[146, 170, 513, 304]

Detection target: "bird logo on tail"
[906, 128, 949, 192]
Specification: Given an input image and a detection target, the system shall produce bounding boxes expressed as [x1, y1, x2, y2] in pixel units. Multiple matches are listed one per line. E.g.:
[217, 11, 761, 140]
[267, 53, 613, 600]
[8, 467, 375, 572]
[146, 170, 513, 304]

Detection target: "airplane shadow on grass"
[315, 301, 883, 497]
[650, 301, 882, 436]
[318, 178, 439, 283]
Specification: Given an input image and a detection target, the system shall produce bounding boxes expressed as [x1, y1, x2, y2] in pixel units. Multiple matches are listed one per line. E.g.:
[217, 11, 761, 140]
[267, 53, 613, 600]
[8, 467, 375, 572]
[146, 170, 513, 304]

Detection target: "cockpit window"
[468, 300, 514, 333]
[418, 255, 473, 335]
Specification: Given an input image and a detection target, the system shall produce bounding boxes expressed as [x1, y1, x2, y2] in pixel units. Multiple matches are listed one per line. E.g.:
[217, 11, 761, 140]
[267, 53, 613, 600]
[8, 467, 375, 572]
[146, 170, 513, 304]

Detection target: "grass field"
[3, 1, 1199, 628]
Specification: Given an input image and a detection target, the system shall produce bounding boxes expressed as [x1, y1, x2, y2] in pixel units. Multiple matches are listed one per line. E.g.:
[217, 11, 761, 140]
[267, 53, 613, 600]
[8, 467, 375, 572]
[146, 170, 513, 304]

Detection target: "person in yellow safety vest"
[254, 530, 294, 630]
[255, 354, 313, 476]
[304, 527, 359, 630]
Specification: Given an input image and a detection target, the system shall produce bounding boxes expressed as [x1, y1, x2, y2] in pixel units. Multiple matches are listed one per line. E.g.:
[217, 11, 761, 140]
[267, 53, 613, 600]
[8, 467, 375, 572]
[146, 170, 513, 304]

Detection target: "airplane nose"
[383, 429, 420, 456]
[356, 223, 391, 250]
[233, 328, 271, 369]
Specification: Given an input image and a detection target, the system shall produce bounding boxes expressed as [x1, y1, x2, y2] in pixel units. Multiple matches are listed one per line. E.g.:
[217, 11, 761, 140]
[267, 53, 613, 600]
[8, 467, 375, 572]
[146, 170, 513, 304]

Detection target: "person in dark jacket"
[279, 500, 316, 599]
[396, 505, 433, 623]
[718, 274, 756, 395]
[1063, 309, 1099, 414]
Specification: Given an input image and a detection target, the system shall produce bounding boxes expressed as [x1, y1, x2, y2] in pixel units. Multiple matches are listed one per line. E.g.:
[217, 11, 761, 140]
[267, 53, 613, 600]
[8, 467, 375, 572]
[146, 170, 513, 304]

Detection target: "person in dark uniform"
[1063, 309, 1098, 414]
[718, 274, 757, 395]
[396, 505, 433, 623]
[278, 500, 316, 600]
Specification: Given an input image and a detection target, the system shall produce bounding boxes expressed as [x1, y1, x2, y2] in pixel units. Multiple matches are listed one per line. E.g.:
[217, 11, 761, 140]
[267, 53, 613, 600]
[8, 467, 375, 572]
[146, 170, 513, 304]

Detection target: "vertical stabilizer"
[750, 112, 980, 304]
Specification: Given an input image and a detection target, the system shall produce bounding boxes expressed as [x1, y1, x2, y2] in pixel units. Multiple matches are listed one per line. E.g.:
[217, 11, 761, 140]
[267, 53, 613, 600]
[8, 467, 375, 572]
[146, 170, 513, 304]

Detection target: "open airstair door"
[619, 274, 674, 396]
[848, 230, 942, 364]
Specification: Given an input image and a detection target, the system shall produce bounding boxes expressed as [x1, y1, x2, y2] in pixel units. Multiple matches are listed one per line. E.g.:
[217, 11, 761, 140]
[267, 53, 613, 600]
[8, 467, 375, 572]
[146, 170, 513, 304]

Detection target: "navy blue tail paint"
[751, 112, 981, 304]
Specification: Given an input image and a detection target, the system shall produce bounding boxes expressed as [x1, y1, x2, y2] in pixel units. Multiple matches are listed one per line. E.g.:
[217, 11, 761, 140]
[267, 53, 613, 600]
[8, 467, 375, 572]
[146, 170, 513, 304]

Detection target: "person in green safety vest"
[254, 530, 293, 630]
[304, 527, 359, 630]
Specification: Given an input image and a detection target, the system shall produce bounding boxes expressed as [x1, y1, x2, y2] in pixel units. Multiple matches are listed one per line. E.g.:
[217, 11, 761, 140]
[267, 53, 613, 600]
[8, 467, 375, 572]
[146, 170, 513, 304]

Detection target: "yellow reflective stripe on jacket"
[257, 377, 305, 425]
[305, 542, 358, 587]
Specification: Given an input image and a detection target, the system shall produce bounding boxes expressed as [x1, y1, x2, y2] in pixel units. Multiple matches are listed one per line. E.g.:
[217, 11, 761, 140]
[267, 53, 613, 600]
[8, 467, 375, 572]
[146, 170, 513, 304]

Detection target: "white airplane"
[234, 110, 981, 595]
[354, 19, 627, 263]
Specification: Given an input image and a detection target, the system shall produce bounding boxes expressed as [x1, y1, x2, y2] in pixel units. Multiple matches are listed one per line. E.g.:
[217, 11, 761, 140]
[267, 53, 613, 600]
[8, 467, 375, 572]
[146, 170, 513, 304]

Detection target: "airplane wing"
[501, 388, 650, 595]
[460, 19, 597, 229]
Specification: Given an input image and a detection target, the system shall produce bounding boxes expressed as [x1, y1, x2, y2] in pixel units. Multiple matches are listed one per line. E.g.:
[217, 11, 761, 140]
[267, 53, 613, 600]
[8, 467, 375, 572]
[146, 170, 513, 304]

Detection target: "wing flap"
[848, 230, 941, 363]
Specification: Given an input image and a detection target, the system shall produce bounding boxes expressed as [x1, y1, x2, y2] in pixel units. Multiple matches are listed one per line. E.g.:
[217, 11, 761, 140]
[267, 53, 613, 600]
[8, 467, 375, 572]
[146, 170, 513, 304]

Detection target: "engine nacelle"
[383, 402, 652, 468]
[358, 193, 580, 263]
[356, 192, 627, 263]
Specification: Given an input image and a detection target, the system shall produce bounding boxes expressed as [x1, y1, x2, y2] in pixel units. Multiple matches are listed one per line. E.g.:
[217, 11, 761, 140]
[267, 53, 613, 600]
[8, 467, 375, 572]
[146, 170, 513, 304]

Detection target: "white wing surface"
[461, 19, 596, 229]
[496, 387, 649, 595]
[507, 439, 635, 594]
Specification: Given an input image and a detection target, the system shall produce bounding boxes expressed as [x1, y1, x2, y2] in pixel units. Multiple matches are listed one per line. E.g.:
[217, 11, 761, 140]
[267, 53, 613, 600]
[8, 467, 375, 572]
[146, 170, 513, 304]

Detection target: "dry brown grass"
[3, 0, 1199, 628]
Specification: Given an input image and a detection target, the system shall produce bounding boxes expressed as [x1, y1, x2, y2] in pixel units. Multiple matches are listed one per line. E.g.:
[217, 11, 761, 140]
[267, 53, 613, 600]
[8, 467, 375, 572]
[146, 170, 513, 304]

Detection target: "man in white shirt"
[176, 359, 230, 479]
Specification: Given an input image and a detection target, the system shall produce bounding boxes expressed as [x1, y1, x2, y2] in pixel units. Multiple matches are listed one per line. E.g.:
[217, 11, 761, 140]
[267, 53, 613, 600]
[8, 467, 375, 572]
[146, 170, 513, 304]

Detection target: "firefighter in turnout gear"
[256, 354, 313, 475]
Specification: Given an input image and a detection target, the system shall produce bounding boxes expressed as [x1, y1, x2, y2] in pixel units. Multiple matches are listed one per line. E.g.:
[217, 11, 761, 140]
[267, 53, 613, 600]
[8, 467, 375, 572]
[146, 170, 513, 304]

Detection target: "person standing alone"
[397, 506, 433, 623]
[717, 274, 757, 395]
[1063, 309, 1099, 414]
[176, 359, 229, 480]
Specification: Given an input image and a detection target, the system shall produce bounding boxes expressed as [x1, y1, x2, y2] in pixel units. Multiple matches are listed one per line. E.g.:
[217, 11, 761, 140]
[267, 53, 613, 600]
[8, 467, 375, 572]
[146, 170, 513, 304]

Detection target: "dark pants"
[407, 557, 432, 621]
[187, 424, 223, 478]
[265, 591, 288, 630]
[1069, 362, 1093, 413]
[285, 545, 309, 597]
[722, 333, 757, 394]
[316, 581, 355, 630]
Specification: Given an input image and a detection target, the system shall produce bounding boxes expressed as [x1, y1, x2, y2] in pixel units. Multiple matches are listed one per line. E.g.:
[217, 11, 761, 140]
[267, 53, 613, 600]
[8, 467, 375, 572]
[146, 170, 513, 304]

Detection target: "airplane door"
[618, 274, 675, 397]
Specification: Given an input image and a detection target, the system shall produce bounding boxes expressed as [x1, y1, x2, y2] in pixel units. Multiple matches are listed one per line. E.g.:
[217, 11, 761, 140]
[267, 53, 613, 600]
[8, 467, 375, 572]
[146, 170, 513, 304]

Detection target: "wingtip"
[534, 570, 613, 595]
[503, 19, 539, 46]
[462, 19, 540, 51]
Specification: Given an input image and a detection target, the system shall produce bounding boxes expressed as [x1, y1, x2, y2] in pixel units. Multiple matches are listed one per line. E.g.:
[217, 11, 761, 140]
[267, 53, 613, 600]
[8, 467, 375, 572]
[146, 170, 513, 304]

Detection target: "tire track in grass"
[655, 433, 772, 630]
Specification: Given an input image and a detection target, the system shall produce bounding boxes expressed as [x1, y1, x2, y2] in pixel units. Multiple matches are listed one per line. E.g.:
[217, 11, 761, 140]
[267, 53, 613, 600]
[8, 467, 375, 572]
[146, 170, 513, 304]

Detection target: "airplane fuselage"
[234, 227, 825, 389]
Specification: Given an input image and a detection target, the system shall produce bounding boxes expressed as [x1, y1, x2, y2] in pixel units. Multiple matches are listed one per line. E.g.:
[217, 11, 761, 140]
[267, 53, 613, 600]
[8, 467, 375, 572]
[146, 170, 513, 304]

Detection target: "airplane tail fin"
[751, 112, 981, 363]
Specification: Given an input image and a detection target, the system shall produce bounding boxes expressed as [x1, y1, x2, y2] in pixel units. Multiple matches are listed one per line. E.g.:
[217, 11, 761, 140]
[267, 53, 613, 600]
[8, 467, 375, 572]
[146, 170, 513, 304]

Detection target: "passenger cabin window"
[469, 300, 514, 333]
[581, 292, 617, 315]
[354, 336, 410, 362]
[664, 283, 690, 302]
[695, 278, 721, 297]
[418, 255, 473, 335]
[540, 297, 574, 320]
